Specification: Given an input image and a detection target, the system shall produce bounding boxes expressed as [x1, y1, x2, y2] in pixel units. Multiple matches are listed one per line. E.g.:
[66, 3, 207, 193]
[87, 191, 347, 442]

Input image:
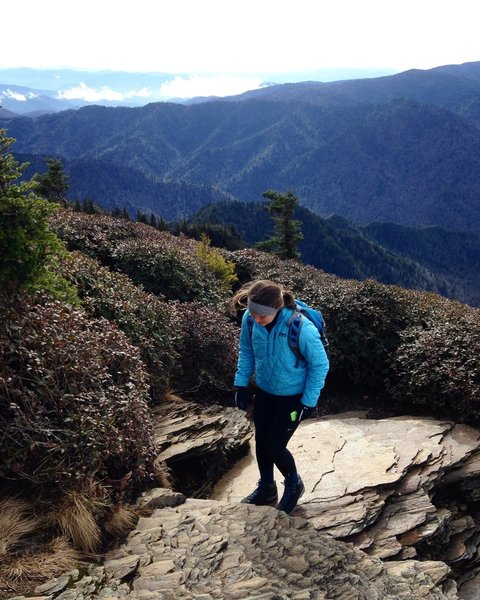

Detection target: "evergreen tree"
[0, 130, 67, 293]
[157, 217, 168, 231]
[37, 157, 69, 205]
[256, 190, 303, 260]
[136, 210, 148, 224]
[149, 213, 158, 228]
[83, 198, 97, 213]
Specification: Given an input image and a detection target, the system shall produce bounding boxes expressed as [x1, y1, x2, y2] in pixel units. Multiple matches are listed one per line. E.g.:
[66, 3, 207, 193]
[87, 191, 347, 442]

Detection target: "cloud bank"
[159, 75, 265, 99]
[56, 82, 151, 102]
[53, 76, 262, 103]
[1, 89, 38, 102]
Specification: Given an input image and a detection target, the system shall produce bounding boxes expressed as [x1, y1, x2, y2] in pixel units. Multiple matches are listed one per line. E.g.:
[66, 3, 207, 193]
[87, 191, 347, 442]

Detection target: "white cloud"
[1, 89, 38, 102]
[56, 82, 151, 102]
[159, 75, 265, 99]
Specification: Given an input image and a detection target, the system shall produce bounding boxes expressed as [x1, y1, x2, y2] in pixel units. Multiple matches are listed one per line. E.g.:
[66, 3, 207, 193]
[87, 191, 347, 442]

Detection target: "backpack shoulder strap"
[287, 310, 304, 363]
[247, 313, 254, 339]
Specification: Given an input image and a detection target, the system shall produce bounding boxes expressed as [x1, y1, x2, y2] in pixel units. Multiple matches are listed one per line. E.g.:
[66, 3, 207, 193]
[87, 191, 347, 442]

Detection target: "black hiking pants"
[253, 387, 303, 481]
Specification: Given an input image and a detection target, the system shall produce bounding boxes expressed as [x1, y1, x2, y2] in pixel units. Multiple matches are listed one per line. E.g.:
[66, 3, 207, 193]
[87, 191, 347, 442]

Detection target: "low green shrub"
[0, 293, 157, 493]
[58, 252, 179, 402]
[51, 210, 232, 305]
[195, 234, 238, 291]
[169, 301, 239, 399]
[389, 309, 480, 423]
[0, 193, 77, 303]
[111, 238, 228, 305]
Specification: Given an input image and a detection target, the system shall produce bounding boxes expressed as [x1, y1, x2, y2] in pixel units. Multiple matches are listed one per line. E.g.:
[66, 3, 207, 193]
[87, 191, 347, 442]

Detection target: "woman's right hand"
[234, 387, 250, 411]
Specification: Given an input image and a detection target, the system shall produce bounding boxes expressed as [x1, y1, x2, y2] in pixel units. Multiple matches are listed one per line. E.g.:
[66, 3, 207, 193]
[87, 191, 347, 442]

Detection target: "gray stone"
[102, 500, 452, 599]
[151, 399, 253, 497]
[15, 410, 480, 600]
[104, 555, 141, 580]
[212, 414, 480, 576]
[137, 488, 186, 510]
[34, 574, 72, 595]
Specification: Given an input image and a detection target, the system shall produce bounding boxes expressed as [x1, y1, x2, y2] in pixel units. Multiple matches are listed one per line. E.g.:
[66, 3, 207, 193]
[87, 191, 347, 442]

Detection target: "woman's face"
[250, 311, 277, 326]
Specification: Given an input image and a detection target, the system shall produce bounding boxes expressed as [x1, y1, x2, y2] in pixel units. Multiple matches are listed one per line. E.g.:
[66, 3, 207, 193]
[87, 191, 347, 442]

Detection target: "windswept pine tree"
[256, 190, 303, 260]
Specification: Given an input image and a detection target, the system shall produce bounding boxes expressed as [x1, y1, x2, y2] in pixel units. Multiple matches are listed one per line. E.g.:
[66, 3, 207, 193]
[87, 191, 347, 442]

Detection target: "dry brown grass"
[0, 497, 40, 556]
[0, 536, 81, 586]
[104, 505, 138, 538]
[49, 488, 105, 553]
[155, 460, 172, 489]
[163, 391, 184, 403]
[45, 480, 110, 553]
[0, 498, 82, 594]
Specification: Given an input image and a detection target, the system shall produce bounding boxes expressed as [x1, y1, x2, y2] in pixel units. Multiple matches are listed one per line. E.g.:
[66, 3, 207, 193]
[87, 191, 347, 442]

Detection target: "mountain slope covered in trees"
[191, 200, 480, 307]
[2, 61, 480, 234]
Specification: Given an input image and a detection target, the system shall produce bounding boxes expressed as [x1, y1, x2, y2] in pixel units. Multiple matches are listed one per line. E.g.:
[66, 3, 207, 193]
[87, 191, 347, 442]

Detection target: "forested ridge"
[191, 200, 480, 306]
[2, 62, 480, 234]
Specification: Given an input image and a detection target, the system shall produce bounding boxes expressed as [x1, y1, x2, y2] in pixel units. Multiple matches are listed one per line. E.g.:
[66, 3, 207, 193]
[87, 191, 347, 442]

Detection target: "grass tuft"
[1, 536, 81, 585]
[0, 497, 40, 556]
[104, 505, 138, 538]
[49, 487, 106, 553]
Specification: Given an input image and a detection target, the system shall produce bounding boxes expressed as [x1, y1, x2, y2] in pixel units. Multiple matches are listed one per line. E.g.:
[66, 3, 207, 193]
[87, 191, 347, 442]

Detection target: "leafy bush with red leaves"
[49, 210, 162, 264]
[169, 301, 239, 399]
[58, 252, 179, 402]
[0, 294, 157, 491]
[389, 306, 480, 423]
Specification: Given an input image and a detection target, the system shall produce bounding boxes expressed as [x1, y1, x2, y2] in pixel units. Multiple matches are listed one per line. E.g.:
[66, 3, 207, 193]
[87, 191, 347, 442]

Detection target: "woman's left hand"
[291, 403, 313, 423]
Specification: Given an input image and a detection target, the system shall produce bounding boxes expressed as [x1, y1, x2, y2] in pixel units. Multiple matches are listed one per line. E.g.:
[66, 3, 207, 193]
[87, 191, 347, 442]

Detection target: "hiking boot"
[241, 481, 278, 505]
[277, 476, 305, 514]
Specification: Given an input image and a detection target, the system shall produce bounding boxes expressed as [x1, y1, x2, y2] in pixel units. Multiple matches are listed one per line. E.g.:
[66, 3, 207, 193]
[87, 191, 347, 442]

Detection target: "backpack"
[247, 299, 329, 363]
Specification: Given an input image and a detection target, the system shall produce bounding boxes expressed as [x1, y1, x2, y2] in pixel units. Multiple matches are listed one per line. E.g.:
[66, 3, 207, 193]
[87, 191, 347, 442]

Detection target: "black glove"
[290, 403, 313, 424]
[234, 386, 250, 411]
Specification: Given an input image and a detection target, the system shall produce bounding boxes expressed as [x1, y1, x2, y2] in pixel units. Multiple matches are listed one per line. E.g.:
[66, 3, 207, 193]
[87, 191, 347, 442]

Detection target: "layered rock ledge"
[23, 490, 456, 600]
[9, 407, 480, 599]
[212, 413, 480, 597]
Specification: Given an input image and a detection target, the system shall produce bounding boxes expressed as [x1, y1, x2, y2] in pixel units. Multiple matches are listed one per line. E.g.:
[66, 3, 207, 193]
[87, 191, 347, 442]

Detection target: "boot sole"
[241, 494, 278, 505]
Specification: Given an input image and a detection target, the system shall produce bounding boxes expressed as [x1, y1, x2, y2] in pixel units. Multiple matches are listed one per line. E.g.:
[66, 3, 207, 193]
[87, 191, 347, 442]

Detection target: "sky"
[3, 0, 480, 100]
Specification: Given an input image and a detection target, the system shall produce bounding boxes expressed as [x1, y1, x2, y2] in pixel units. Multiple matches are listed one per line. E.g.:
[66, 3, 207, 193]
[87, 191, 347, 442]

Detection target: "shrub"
[58, 251, 179, 402]
[0, 195, 61, 290]
[169, 301, 239, 399]
[389, 309, 480, 423]
[195, 234, 238, 291]
[318, 279, 421, 392]
[51, 210, 230, 305]
[49, 209, 161, 264]
[111, 238, 227, 305]
[0, 293, 157, 492]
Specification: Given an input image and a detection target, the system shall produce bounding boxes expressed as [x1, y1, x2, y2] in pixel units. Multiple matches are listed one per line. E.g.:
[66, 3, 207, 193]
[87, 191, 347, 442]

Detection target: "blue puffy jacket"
[234, 307, 329, 407]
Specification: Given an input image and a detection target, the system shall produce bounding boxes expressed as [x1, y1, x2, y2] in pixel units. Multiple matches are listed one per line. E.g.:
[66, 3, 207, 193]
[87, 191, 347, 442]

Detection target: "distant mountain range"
[0, 67, 396, 115]
[1, 61, 479, 305]
[0, 69, 177, 115]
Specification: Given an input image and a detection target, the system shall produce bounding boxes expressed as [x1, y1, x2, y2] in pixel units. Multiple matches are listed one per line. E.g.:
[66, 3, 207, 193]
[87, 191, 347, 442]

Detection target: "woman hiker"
[232, 279, 329, 514]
